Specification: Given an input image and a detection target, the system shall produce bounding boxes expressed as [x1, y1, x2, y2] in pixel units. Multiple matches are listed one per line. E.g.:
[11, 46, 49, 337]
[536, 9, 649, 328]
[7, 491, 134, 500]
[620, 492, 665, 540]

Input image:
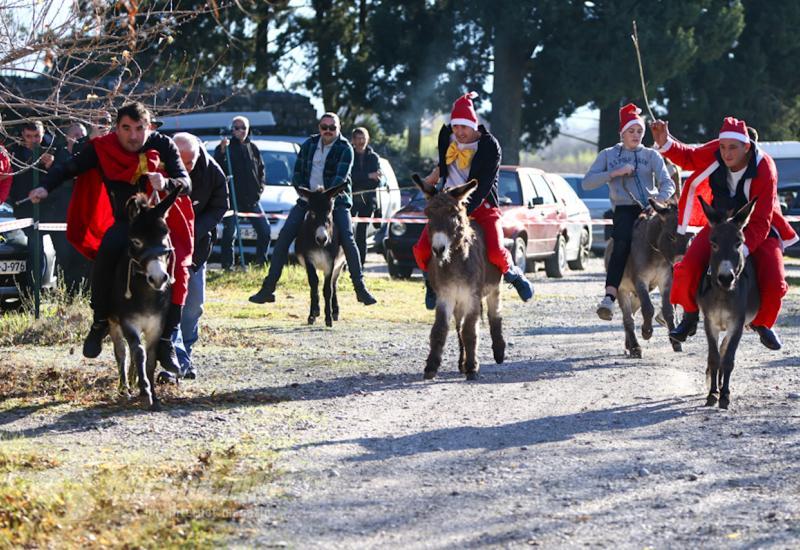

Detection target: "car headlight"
[390, 222, 406, 237]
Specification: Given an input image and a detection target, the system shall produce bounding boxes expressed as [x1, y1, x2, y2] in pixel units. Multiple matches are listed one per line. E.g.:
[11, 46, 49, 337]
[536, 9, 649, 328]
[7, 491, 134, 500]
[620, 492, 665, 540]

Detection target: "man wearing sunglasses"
[249, 112, 377, 306]
[214, 115, 270, 270]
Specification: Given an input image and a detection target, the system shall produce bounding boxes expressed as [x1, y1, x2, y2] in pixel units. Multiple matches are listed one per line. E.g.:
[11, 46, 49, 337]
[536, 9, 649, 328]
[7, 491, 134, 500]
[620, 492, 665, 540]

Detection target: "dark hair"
[352, 127, 369, 139]
[116, 102, 152, 125]
[21, 120, 44, 133]
[747, 126, 759, 142]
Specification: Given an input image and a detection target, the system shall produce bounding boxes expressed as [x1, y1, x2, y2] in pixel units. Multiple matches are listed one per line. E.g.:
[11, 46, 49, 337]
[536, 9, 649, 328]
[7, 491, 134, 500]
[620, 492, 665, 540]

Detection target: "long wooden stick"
[631, 20, 656, 121]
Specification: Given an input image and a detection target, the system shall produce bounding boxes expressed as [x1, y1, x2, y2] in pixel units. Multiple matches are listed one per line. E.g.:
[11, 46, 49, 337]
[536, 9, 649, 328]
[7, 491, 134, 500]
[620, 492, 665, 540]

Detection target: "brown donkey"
[412, 174, 505, 380]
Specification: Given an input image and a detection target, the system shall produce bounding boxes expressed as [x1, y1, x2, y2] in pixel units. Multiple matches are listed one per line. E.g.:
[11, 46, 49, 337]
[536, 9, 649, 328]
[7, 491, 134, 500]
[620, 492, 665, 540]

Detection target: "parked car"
[778, 183, 800, 257]
[206, 138, 402, 262]
[383, 166, 592, 279]
[559, 173, 611, 255]
[0, 203, 57, 309]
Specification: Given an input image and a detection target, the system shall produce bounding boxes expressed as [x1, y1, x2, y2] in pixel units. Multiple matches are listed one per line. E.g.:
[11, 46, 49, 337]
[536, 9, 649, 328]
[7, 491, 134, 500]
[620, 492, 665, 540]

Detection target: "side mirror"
[528, 196, 544, 208]
[498, 196, 513, 206]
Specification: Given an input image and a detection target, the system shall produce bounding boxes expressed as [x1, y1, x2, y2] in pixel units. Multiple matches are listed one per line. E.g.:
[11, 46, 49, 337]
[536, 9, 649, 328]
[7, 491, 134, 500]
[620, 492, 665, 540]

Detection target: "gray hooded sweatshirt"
[582, 144, 675, 209]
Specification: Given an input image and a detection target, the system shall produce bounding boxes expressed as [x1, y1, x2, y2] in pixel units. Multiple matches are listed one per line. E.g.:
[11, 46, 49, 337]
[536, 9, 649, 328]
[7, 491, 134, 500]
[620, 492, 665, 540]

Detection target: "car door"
[526, 173, 560, 255]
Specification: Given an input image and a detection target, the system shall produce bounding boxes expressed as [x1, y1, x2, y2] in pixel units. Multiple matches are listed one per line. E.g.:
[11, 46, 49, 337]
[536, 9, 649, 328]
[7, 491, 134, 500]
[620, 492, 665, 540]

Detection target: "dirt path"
[3, 258, 799, 548]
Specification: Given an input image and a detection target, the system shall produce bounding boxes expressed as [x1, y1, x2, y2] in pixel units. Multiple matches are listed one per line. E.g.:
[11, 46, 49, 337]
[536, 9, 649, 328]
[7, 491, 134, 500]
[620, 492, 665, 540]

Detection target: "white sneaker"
[597, 295, 614, 320]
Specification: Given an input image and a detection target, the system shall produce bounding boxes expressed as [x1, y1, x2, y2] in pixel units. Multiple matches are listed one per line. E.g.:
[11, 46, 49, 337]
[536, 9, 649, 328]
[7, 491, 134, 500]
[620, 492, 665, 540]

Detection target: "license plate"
[239, 226, 258, 240]
[0, 260, 25, 274]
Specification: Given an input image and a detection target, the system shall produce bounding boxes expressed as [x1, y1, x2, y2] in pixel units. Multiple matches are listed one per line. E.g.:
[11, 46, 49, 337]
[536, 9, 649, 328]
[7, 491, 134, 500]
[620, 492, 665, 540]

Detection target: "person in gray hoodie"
[582, 103, 675, 320]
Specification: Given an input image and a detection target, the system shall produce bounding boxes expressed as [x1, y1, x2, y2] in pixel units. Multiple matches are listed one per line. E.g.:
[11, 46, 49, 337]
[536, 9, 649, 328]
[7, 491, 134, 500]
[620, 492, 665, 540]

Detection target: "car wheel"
[544, 235, 567, 278]
[386, 252, 413, 279]
[512, 236, 527, 273]
[567, 228, 590, 271]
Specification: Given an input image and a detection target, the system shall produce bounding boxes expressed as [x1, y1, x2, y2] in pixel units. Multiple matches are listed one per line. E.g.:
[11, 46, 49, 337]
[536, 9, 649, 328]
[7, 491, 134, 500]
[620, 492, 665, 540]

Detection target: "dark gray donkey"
[295, 184, 347, 327]
[109, 187, 180, 411]
[606, 198, 691, 358]
[697, 196, 759, 409]
[412, 174, 505, 381]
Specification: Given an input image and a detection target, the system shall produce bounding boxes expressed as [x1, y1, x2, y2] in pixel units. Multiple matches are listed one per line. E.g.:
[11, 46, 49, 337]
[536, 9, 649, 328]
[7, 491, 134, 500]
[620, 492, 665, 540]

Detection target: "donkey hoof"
[629, 347, 642, 359]
[332, 310, 339, 321]
[719, 396, 730, 410]
[325, 317, 333, 327]
[671, 340, 683, 352]
[423, 369, 438, 380]
[465, 371, 479, 381]
[307, 316, 316, 325]
[642, 324, 653, 340]
[156, 371, 177, 385]
[493, 345, 505, 364]
[705, 394, 719, 407]
[150, 399, 162, 412]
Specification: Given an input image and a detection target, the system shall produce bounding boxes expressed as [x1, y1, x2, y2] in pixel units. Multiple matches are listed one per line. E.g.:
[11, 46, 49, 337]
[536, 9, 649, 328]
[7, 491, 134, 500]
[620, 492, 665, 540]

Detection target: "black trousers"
[350, 198, 377, 268]
[605, 204, 642, 290]
[91, 221, 128, 320]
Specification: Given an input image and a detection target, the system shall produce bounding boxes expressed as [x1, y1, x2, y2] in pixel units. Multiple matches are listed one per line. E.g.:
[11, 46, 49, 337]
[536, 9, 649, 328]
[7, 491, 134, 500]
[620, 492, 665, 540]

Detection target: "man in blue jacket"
[249, 113, 377, 306]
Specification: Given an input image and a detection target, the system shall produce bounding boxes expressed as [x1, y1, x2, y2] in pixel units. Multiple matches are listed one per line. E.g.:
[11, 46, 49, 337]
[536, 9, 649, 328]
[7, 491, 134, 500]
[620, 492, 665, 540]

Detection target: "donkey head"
[297, 184, 346, 247]
[648, 198, 691, 264]
[699, 196, 756, 292]
[125, 186, 180, 291]
[412, 174, 477, 264]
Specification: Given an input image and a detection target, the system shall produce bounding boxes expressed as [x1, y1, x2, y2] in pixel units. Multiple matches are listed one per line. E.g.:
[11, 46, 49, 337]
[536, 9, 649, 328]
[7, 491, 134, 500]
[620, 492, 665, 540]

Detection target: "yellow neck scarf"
[446, 141, 475, 170]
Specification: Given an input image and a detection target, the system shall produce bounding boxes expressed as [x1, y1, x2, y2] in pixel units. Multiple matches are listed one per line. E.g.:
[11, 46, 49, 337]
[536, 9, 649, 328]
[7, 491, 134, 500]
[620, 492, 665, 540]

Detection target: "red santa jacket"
[0, 146, 11, 204]
[659, 137, 798, 254]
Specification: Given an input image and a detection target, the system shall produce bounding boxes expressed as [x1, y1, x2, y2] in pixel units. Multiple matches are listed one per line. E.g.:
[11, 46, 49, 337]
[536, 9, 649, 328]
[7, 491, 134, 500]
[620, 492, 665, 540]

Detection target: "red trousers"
[670, 226, 787, 328]
[413, 200, 511, 273]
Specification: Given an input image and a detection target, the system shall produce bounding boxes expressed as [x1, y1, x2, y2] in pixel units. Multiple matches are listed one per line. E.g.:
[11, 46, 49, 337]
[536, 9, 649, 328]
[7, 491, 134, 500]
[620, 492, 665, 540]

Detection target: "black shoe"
[424, 279, 436, 310]
[157, 338, 181, 374]
[354, 284, 377, 306]
[83, 320, 109, 358]
[181, 363, 197, 380]
[751, 324, 782, 350]
[249, 280, 276, 304]
[503, 266, 534, 302]
[669, 311, 699, 343]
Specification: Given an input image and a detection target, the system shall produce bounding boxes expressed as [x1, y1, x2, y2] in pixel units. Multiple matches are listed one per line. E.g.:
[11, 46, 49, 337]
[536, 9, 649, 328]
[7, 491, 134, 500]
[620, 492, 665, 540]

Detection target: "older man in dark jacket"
[171, 132, 228, 379]
[213, 115, 270, 269]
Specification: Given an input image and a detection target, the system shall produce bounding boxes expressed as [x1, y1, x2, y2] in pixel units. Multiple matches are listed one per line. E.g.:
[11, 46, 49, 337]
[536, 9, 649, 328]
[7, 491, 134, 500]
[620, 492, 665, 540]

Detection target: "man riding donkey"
[583, 103, 675, 320]
[651, 117, 798, 350]
[29, 102, 194, 374]
[415, 92, 533, 308]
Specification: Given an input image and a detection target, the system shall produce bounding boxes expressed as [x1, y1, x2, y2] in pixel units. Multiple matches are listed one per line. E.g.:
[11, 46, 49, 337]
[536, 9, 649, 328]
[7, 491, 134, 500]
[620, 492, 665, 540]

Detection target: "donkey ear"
[649, 198, 671, 217]
[296, 186, 312, 199]
[698, 196, 723, 226]
[447, 178, 479, 203]
[411, 174, 436, 198]
[126, 194, 146, 222]
[152, 185, 181, 219]
[325, 183, 347, 199]
[731, 198, 757, 229]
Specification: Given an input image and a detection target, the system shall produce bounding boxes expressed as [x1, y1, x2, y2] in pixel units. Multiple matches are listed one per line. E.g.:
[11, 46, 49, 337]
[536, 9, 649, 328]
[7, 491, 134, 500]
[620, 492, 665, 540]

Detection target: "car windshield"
[262, 151, 298, 186]
[774, 158, 800, 186]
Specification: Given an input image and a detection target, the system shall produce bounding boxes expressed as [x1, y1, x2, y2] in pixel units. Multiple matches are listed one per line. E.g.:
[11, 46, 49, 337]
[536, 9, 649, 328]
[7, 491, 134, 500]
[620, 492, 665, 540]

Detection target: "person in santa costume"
[414, 92, 533, 309]
[583, 103, 675, 320]
[651, 116, 798, 350]
[29, 102, 194, 372]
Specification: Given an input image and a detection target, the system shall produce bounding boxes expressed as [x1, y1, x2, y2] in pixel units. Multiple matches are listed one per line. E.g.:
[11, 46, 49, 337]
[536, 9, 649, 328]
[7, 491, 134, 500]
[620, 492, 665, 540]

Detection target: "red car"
[383, 166, 592, 279]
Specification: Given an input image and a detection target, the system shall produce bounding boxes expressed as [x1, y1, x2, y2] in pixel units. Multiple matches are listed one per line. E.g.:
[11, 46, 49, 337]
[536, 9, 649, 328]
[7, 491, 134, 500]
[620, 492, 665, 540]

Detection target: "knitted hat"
[718, 117, 749, 143]
[450, 92, 479, 130]
[619, 103, 645, 133]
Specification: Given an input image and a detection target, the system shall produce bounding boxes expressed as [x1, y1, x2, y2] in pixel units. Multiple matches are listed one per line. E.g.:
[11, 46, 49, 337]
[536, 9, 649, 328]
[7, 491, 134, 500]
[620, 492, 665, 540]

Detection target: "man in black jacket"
[213, 115, 270, 269]
[170, 133, 228, 380]
[350, 127, 383, 266]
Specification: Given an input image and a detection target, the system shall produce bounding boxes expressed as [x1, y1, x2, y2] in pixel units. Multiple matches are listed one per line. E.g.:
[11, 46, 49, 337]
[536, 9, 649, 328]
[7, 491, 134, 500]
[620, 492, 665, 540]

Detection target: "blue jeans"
[263, 200, 365, 288]
[221, 203, 271, 268]
[173, 263, 206, 369]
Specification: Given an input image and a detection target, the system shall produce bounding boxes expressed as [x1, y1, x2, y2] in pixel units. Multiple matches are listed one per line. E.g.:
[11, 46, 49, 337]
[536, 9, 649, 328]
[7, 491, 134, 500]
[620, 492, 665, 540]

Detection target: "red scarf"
[67, 133, 161, 259]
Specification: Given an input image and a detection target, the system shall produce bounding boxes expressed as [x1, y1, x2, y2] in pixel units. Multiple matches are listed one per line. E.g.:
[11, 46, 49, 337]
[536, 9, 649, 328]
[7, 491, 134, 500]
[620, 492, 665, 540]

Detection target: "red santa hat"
[718, 117, 749, 143]
[450, 92, 479, 130]
[619, 103, 645, 133]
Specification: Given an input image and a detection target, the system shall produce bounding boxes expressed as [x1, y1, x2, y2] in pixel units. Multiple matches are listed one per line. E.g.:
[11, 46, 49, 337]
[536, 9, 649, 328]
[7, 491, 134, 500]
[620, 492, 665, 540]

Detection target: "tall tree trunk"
[314, 0, 338, 111]
[406, 115, 421, 161]
[598, 102, 622, 151]
[491, 31, 527, 165]
[253, 13, 270, 90]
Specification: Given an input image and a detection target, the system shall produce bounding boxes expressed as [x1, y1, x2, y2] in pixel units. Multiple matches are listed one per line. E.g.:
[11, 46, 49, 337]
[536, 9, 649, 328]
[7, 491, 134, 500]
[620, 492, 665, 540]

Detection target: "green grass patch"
[0, 439, 278, 549]
[787, 276, 799, 287]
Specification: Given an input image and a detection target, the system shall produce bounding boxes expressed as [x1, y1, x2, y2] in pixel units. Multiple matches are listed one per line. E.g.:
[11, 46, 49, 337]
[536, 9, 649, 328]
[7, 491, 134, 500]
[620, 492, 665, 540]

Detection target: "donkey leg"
[145, 338, 161, 412]
[486, 286, 505, 364]
[660, 273, 682, 352]
[619, 293, 641, 358]
[718, 322, 745, 410]
[461, 308, 481, 381]
[305, 261, 320, 324]
[456, 317, 466, 374]
[331, 262, 343, 321]
[121, 323, 153, 410]
[109, 323, 130, 398]
[634, 279, 655, 341]
[425, 303, 452, 379]
[704, 320, 721, 407]
[323, 272, 334, 327]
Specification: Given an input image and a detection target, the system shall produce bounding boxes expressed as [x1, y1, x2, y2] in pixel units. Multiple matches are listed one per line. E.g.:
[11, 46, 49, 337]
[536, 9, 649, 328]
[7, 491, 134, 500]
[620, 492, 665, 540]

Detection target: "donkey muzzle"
[716, 270, 735, 290]
[145, 259, 170, 291]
